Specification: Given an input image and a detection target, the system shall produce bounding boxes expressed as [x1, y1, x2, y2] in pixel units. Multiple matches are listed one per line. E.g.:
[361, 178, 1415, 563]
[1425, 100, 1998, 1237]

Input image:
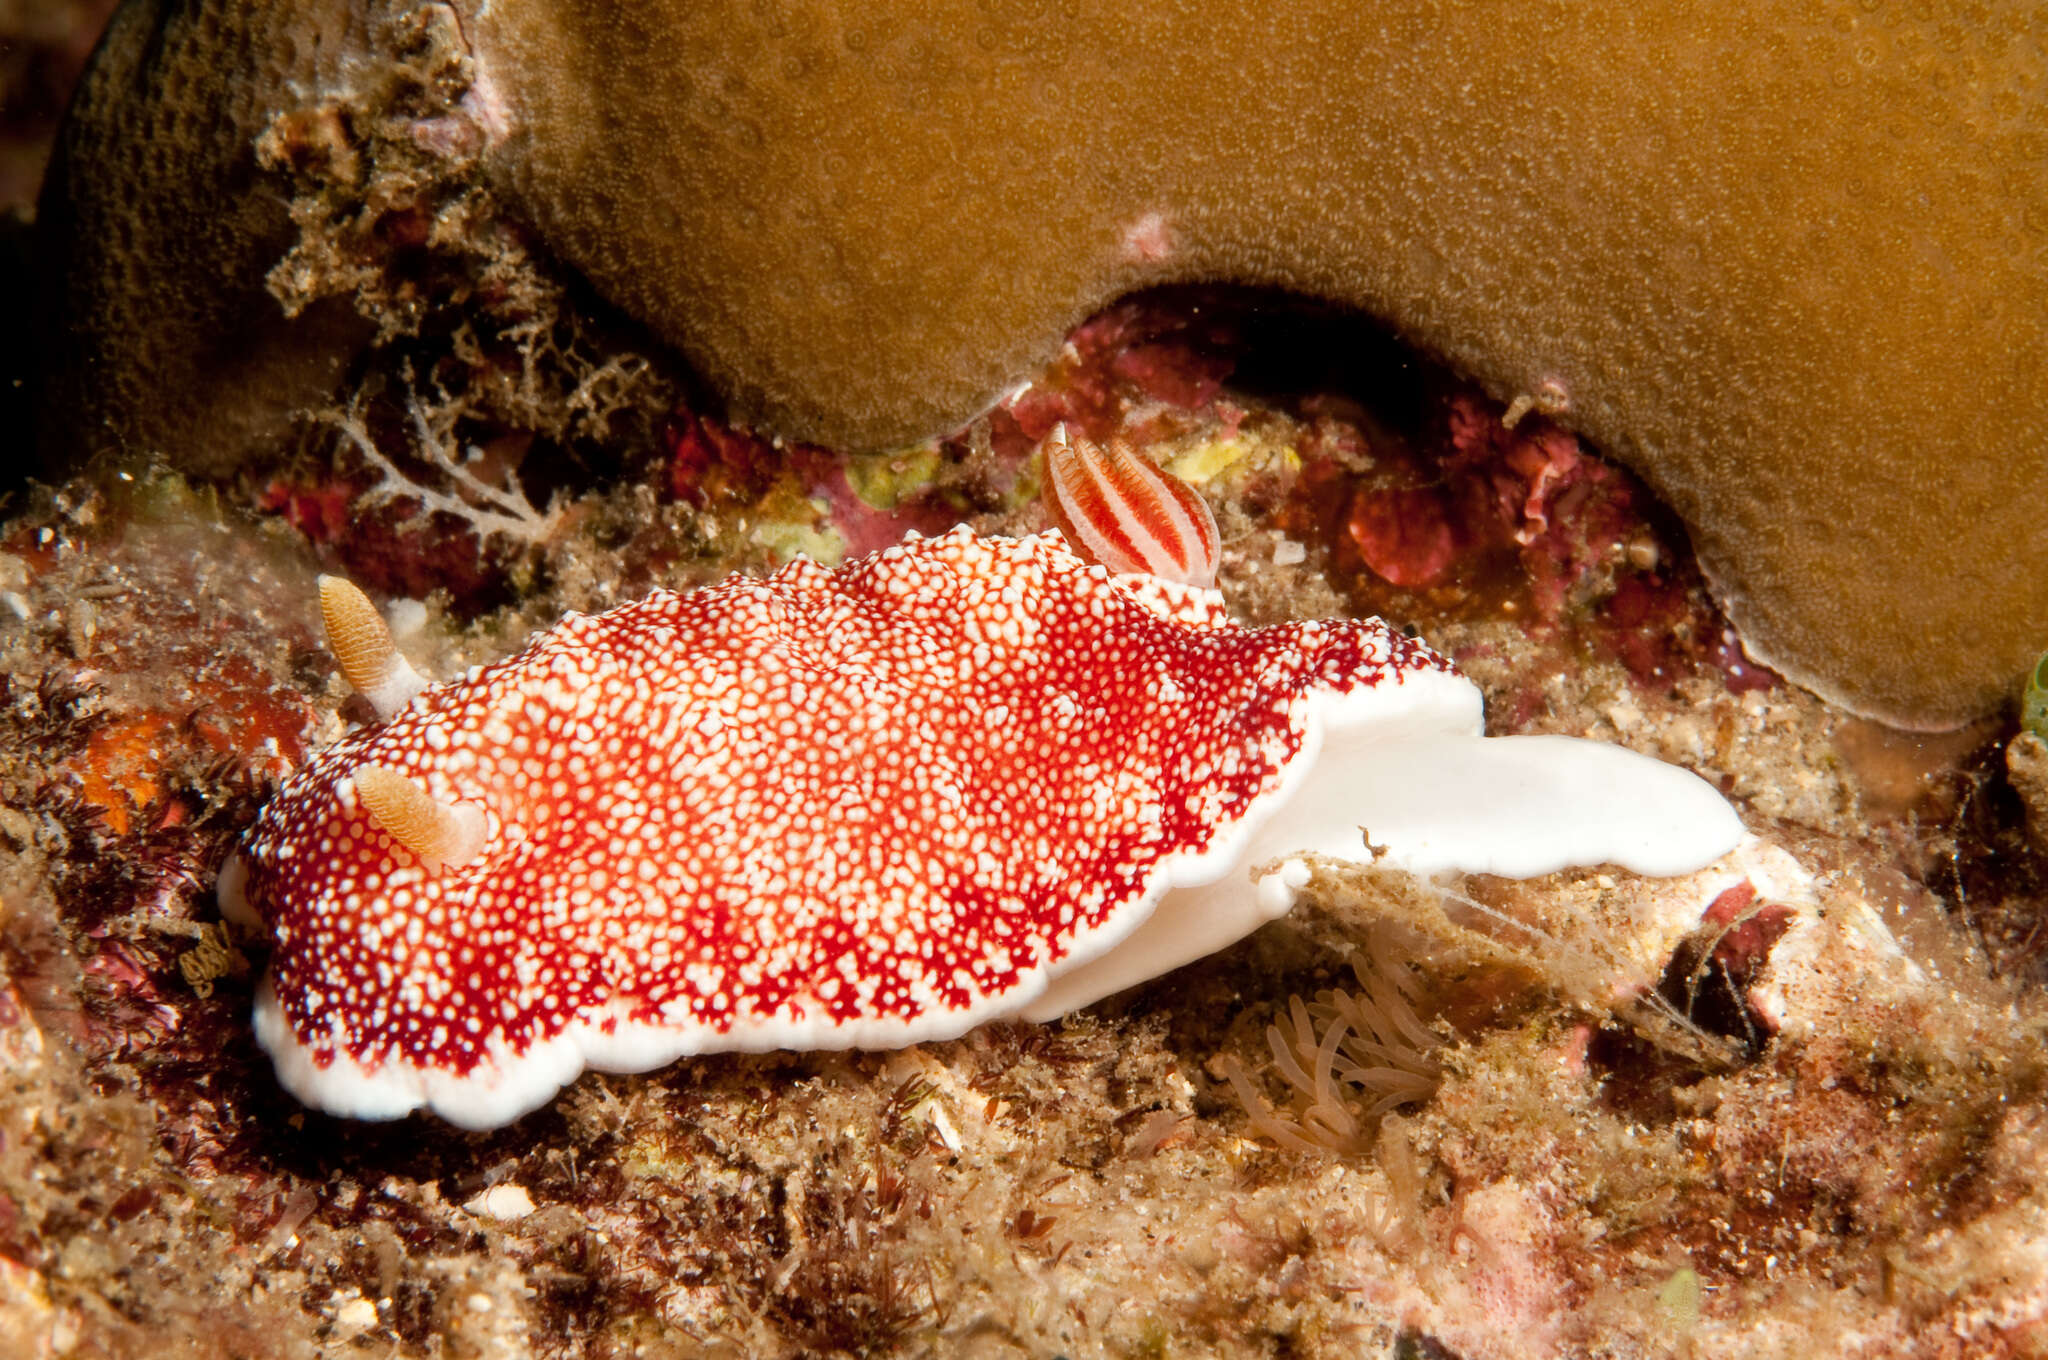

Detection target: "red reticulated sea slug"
[221, 529, 1743, 1128]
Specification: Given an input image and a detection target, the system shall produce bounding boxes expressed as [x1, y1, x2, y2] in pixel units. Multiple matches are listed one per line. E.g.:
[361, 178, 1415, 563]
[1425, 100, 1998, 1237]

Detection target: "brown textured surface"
[473, 0, 2048, 728]
[30, 0, 371, 471]
[31, 0, 2048, 727]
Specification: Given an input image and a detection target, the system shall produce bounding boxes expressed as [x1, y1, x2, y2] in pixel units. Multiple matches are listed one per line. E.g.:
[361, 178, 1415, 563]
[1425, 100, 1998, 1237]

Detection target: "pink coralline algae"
[662, 408, 779, 509]
[1000, 296, 1239, 446]
[1342, 395, 1610, 602]
[222, 529, 1742, 1128]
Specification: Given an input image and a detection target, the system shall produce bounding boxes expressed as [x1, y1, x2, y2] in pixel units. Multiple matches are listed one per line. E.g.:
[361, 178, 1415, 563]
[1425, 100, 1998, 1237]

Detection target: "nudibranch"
[221, 529, 1742, 1128]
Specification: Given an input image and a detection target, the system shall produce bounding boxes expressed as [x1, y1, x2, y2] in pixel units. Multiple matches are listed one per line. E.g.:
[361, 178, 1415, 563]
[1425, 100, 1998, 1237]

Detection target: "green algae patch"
[1165, 435, 1256, 487]
[2022, 651, 2048, 741]
[846, 444, 948, 511]
[748, 511, 847, 569]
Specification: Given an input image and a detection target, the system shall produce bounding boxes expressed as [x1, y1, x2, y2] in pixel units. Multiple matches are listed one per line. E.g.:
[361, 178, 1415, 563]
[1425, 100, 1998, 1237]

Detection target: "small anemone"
[1223, 953, 1445, 1156]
